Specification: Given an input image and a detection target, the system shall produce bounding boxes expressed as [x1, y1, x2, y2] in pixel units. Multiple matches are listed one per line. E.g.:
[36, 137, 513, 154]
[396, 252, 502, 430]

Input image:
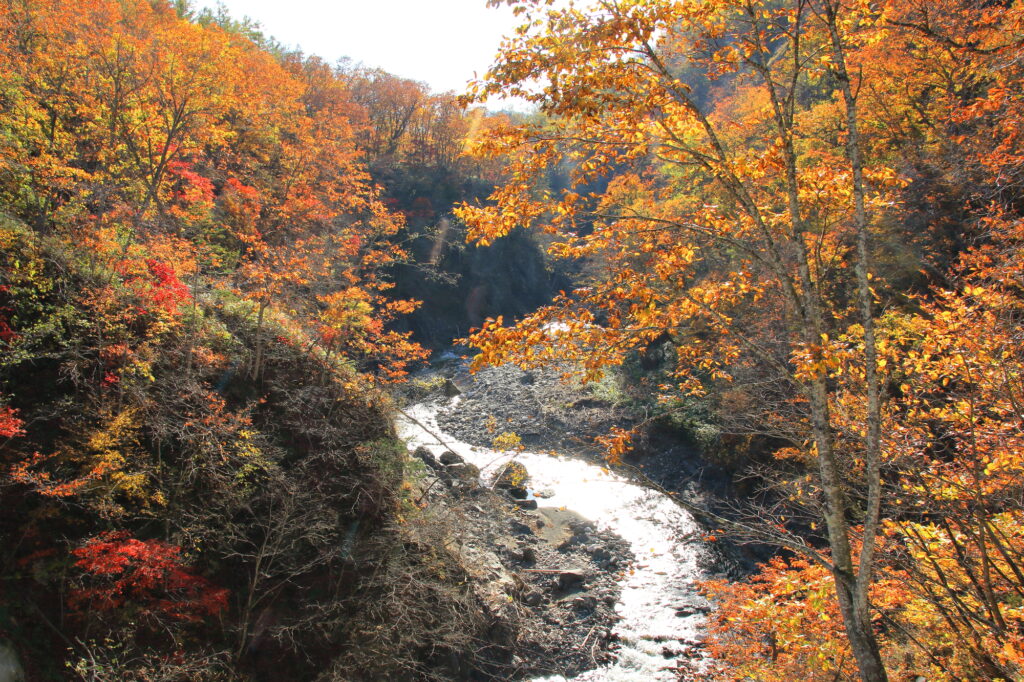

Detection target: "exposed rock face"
[388, 224, 564, 350]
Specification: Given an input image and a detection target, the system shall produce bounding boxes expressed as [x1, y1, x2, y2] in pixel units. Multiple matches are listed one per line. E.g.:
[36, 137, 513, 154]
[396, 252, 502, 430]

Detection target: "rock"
[439, 450, 464, 465]
[447, 463, 481, 481]
[518, 546, 537, 563]
[520, 589, 543, 607]
[494, 460, 529, 489]
[413, 446, 439, 468]
[534, 488, 555, 499]
[507, 486, 529, 500]
[509, 521, 534, 535]
[556, 570, 587, 591]
[572, 595, 597, 610]
[442, 378, 462, 397]
[513, 498, 538, 510]
[674, 602, 710, 618]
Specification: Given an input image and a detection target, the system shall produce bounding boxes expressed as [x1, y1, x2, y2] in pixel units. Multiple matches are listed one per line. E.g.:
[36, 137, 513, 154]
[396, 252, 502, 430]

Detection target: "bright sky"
[195, 0, 522, 98]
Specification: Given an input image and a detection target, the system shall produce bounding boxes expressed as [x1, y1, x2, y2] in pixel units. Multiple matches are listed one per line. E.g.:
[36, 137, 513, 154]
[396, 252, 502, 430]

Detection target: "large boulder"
[493, 461, 529, 489]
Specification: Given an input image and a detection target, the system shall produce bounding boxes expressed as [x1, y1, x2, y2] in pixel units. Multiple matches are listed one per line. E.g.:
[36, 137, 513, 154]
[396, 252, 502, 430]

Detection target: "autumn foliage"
[0, 0, 470, 678]
[69, 532, 228, 624]
[461, 0, 1024, 679]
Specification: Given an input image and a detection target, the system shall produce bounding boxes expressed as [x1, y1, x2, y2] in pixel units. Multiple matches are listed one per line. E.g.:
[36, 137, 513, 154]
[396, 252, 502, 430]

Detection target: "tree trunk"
[252, 301, 267, 381]
[819, 2, 889, 679]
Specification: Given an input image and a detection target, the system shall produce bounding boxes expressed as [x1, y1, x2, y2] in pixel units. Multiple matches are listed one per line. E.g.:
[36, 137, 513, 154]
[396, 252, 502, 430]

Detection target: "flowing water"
[397, 398, 709, 681]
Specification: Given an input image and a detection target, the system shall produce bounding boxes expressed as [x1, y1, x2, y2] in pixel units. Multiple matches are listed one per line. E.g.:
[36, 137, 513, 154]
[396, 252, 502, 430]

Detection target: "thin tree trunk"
[252, 301, 267, 381]
[821, 2, 889, 679]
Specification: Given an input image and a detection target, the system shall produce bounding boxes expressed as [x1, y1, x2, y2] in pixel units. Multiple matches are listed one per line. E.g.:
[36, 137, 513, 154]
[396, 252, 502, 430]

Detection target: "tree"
[457, 1, 922, 678]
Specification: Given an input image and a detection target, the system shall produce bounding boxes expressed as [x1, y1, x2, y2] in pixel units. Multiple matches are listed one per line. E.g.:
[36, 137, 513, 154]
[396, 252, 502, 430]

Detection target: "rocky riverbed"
[401, 440, 634, 679]
[398, 358, 735, 680]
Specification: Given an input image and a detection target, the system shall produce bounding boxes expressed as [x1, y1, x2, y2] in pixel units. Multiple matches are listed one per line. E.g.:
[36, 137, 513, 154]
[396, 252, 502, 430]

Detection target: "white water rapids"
[397, 398, 710, 681]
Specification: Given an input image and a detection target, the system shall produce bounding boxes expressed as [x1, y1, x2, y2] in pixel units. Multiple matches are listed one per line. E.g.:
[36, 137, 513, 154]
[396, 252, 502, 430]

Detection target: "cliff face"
[391, 222, 563, 348]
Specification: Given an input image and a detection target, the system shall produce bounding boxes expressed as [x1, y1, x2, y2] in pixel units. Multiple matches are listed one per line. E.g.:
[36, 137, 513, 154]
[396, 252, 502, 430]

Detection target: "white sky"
[195, 0, 522, 99]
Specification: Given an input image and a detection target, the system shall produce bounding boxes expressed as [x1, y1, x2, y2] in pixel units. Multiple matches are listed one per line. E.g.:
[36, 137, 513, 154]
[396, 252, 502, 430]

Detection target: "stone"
[413, 446, 439, 467]
[507, 486, 529, 500]
[442, 378, 461, 397]
[520, 589, 543, 607]
[572, 595, 597, 610]
[513, 498, 538, 510]
[556, 570, 587, 591]
[674, 602, 711, 617]
[518, 546, 537, 563]
[494, 461, 529, 489]
[439, 450, 464, 465]
[509, 521, 533, 535]
[446, 462, 480, 481]
[534, 488, 555, 499]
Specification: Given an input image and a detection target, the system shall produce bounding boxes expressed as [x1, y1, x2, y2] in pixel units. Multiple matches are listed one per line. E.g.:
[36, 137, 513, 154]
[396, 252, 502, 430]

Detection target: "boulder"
[507, 486, 529, 500]
[442, 378, 462, 397]
[494, 461, 529, 489]
[509, 521, 534, 536]
[413, 446, 439, 468]
[447, 462, 481, 481]
[439, 450, 464, 465]
[519, 588, 543, 607]
[518, 546, 537, 563]
[556, 569, 587, 591]
[513, 498, 538, 510]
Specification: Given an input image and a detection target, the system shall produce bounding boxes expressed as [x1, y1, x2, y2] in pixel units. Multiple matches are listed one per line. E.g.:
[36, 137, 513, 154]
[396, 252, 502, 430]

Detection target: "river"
[397, 397, 711, 681]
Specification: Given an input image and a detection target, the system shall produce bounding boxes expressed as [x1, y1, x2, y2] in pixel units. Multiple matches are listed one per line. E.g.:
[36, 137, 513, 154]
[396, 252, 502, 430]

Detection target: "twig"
[396, 406, 460, 453]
